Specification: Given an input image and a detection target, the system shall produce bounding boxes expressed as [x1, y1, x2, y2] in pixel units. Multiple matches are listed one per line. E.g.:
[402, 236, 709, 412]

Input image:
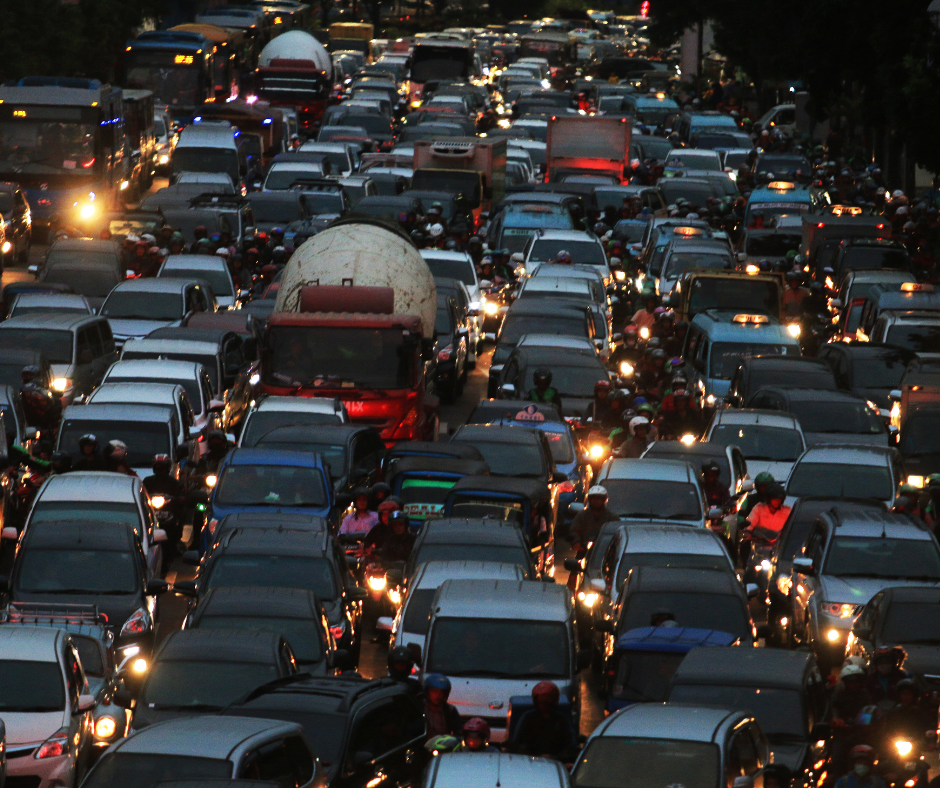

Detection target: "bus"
[0, 77, 124, 236]
[409, 40, 474, 106]
[124, 30, 213, 117]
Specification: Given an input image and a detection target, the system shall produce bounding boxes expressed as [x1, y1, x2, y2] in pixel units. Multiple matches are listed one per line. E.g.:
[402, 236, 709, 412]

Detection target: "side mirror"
[755, 623, 772, 640]
[589, 577, 607, 594]
[552, 471, 568, 484]
[181, 550, 200, 566]
[347, 586, 369, 601]
[28, 264, 38, 276]
[376, 616, 395, 633]
[146, 578, 169, 596]
[225, 433, 237, 444]
[497, 382, 516, 398]
[746, 583, 760, 599]
[811, 722, 831, 741]
[830, 298, 842, 310]
[889, 389, 902, 402]
[76, 694, 96, 713]
[740, 479, 754, 493]
[1, 526, 18, 540]
[736, 252, 747, 263]
[173, 579, 197, 596]
[707, 506, 724, 520]
[352, 751, 375, 769]
[385, 568, 403, 586]
[853, 626, 871, 641]
[188, 425, 203, 439]
[208, 399, 225, 413]
[733, 777, 754, 788]
[152, 528, 168, 544]
[479, 279, 493, 288]
[125, 269, 136, 279]
[563, 557, 583, 573]
[328, 648, 353, 671]
[568, 503, 585, 516]
[792, 557, 814, 575]
[24, 427, 39, 441]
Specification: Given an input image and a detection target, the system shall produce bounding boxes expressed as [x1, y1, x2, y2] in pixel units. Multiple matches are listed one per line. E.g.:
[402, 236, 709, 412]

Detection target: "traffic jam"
[0, 4, 939, 788]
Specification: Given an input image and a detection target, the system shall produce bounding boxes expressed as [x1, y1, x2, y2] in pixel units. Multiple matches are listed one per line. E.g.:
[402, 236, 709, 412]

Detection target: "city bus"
[124, 30, 214, 117]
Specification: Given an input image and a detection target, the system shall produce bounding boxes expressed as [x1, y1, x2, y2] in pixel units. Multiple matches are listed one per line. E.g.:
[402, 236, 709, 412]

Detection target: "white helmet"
[428, 223, 444, 238]
[587, 485, 608, 497]
[629, 416, 650, 435]
[840, 664, 865, 679]
[108, 439, 128, 461]
[215, 247, 231, 257]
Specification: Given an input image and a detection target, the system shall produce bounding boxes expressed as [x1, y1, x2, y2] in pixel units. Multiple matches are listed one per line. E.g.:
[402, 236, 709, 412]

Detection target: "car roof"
[671, 647, 815, 689]
[163, 255, 230, 271]
[38, 471, 140, 503]
[106, 359, 204, 378]
[629, 566, 744, 595]
[603, 458, 696, 483]
[752, 387, 864, 403]
[0, 625, 63, 660]
[797, 444, 894, 465]
[109, 278, 194, 294]
[157, 628, 285, 663]
[196, 587, 323, 619]
[821, 509, 933, 539]
[429, 753, 567, 788]
[691, 311, 797, 345]
[448, 474, 549, 502]
[48, 239, 120, 253]
[434, 579, 571, 621]
[597, 703, 743, 741]
[255, 396, 343, 414]
[61, 403, 173, 424]
[534, 229, 597, 241]
[621, 525, 727, 555]
[711, 409, 802, 429]
[413, 560, 527, 589]
[0, 312, 97, 330]
[254, 424, 372, 443]
[123, 339, 221, 355]
[420, 518, 526, 545]
[216, 512, 328, 531]
[420, 250, 474, 263]
[114, 715, 297, 756]
[881, 585, 940, 604]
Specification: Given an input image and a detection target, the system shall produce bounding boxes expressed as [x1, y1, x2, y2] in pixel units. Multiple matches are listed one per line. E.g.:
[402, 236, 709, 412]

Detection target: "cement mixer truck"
[262, 219, 439, 444]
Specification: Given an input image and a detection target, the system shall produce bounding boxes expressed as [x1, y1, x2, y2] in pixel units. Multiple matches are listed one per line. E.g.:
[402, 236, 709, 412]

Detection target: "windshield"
[265, 166, 324, 190]
[250, 197, 305, 223]
[881, 603, 940, 643]
[101, 291, 183, 321]
[840, 248, 909, 273]
[402, 588, 437, 635]
[425, 258, 475, 285]
[789, 400, 883, 435]
[241, 413, 343, 446]
[435, 305, 454, 335]
[637, 138, 675, 160]
[824, 536, 940, 579]
[206, 555, 338, 599]
[755, 156, 810, 175]
[710, 424, 803, 461]
[141, 659, 280, 709]
[745, 234, 801, 257]
[665, 154, 721, 171]
[196, 616, 322, 663]
[851, 357, 909, 389]
[574, 738, 720, 788]
[616, 553, 730, 591]
[415, 542, 528, 570]
[411, 45, 471, 83]
[427, 618, 568, 677]
[0, 329, 72, 364]
[16, 549, 138, 594]
[787, 463, 892, 501]
[662, 251, 732, 280]
[886, 325, 940, 354]
[621, 591, 750, 638]
[452, 438, 543, 477]
[543, 430, 574, 463]
[660, 182, 716, 207]
[504, 209, 572, 230]
[59, 420, 170, 468]
[43, 267, 119, 297]
[0, 660, 65, 711]
[710, 342, 796, 380]
[162, 268, 233, 296]
[172, 148, 238, 183]
[530, 240, 605, 265]
[610, 650, 685, 703]
[31, 501, 143, 540]
[523, 364, 601, 397]
[264, 325, 415, 389]
[687, 278, 780, 319]
[669, 685, 806, 737]
[499, 314, 589, 344]
[215, 465, 328, 507]
[0, 121, 96, 172]
[84, 753, 231, 788]
[604, 480, 702, 521]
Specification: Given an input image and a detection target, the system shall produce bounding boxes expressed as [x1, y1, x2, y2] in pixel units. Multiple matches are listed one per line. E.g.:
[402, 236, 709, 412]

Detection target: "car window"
[98, 321, 116, 354]
[88, 324, 105, 358]
[241, 736, 314, 788]
[347, 700, 416, 768]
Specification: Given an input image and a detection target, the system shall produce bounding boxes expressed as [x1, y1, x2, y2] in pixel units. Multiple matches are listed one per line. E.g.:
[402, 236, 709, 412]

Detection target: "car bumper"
[6, 746, 76, 788]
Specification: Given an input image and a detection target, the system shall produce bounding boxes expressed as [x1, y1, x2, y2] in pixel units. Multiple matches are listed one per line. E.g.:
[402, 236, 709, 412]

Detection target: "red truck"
[260, 220, 439, 445]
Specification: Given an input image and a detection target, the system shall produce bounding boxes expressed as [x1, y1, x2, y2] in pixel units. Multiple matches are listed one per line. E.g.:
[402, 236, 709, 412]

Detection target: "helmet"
[215, 247, 230, 257]
[378, 498, 401, 515]
[443, 238, 458, 251]
[850, 745, 876, 761]
[587, 485, 608, 498]
[893, 495, 914, 512]
[786, 270, 802, 282]
[532, 680, 560, 703]
[755, 471, 775, 485]
[701, 460, 720, 476]
[766, 483, 786, 500]
[388, 645, 415, 678]
[651, 349, 666, 363]
[207, 430, 227, 446]
[928, 473, 940, 489]
[424, 674, 451, 693]
[840, 664, 865, 679]
[895, 678, 917, 693]
[428, 223, 444, 238]
[463, 717, 490, 738]
[152, 454, 172, 473]
[533, 368, 552, 386]
[21, 364, 42, 384]
[424, 735, 460, 755]
[271, 227, 285, 237]
[388, 510, 410, 529]
[372, 482, 391, 499]
[624, 325, 638, 338]
[107, 440, 128, 461]
[594, 380, 612, 396]
[873, 645, 905, 664]
[629, 416, 650, 435]
[555, 250, 572, 264]
[352, 485, 370, 500]
[79, 434, 98, 450]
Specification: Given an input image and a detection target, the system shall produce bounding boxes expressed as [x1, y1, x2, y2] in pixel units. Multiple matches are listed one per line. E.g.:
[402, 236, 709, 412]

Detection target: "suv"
[869, 310, 940, 358]
[725, 356, 838, 409]
[595, 458, 707, 527]
[785, 444, 901, 507]
[100, 279, 216, 346]
[705, 409, 806, 483]
[239, 396, 348, 447]
[788, 509, 940, 668]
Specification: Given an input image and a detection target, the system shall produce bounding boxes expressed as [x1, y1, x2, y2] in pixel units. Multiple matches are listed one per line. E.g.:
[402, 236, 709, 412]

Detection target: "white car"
[240, 396, 348, 447]
[705, 408, 807, 482]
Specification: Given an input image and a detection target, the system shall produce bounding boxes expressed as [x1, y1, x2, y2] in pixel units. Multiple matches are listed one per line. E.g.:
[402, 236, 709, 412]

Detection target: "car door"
[222, 336, 252, 430]
[850, 591, 882, 661]
[794, 522, 827, 640]
[64, 641, 92, 760]
[87, 320, 110, 386]
[74, 326, 95, 394]
[239, 735, 316, 788]
[344, 697, 425, 788]
[97, 320, 119, 373]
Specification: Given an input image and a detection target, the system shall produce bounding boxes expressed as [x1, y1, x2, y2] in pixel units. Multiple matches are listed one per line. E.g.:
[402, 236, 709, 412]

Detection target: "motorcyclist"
[72, 433, 106, 471]
[877, 678, 932, 778]
[19, 365, 62, 432]
[423, 674, 463, 737]
[370, 482, 392, 509]
[340, 486, 378, 535]
[742, 483, 790, 564]
[201, 430, 233, 476]
[834, 745, 886, 788]
[570, 486, 619, 552]
[700, 460, 730, 508]
[104, 440, 134, 475]
[582, 380, 614, 426]
[143, 454, 187, 566]
[459, 718, 499, 753]
[377, 510, 415, 563]
[658, 390, 702, 440]
[617, 416, 652, 458]
[783, 271, 809, 316]
[830, 663, 874, 778]
[611, 325, 643, 375]
[49, 451, 72, 475]
[527, 368, 562, 410]
[509, 681, 577, 759]
[631, 292, 659, 335]
[387, 645, 421, 696]
[740, 471, 775, 518]
[364, 497, 402, 552]
[867, 646, 909, 703]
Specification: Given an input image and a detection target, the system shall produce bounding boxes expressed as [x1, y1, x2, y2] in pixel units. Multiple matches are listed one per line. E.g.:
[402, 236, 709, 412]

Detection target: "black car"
[177, 528, 368, 664]
[449, 423, 561, 485]
[353, 195, 425, 224]
[431, 293, 469, 403]
[0, 181, 31, 264]
[208, 512, 329, 551]
[725, 356, 839, 409]
[247, 192, 311, 234]
[186, 586, 346, 674]
[816, 342, 916, 414]
[129, 629, 298, 730]
[220, 676, 427, 788]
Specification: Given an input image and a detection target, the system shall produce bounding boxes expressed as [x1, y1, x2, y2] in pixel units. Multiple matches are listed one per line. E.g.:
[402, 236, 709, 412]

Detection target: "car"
[788, 508, 940, 667]
[0, 627, 95, 788]
[896, 404, 940, 485]
[830, 238, 912, 286]
[523, 229, 609, 281]
[664, 149, 723, 173]
[725, 356, 838, 409]
[834, 270, 915, 339]
[449, 423, 562, 490]
[565, 519, 626, 644]
[100, 278, 216, 346]
[816, 343, 916, 417]
[385, 455, 490, 524]
[572, 703, 769, 788]
[425, 753, 569, 788]
[8, 292, 93, 319]
[869, 310, 940, 357]
[465, 397, 564, 426]
[705, 409, 807, 482]
[422, 578, 587, 742]
[431, 292, 469, 403]
[746, 387, 890, 448]
[596, 458, 708, 527]
[487, 202, 576, 253]
[379, 559, 528, 656]
[0, 313, 119, 400]
[34, 237, 123, 279]
[743, 181, 823, 226]
[433, 276, 480, 368]
[516, 274, 598, 308]
[298, 141, 357, 176]
[4, 520, 168, 680]
[641, 441, 750, 499]
[684, 311, 801, 408]
[87, 382, 199, 448]
[185, 586, 345, 674]
[80, 715, 319, 788]
[130, 628, 298, 730]
[0, 181, 32, 263]
[785, 444, 901, 507]
[656, 240, 735, 300]
[32, 261, 123, 313]
[179, 527, 367, 661]
[157, 254, 240, 310]
[240, 396, 348, 447]
[666, 648, 830, 783]
[218, 675, 427, 788]
[0, 384, 34, 454]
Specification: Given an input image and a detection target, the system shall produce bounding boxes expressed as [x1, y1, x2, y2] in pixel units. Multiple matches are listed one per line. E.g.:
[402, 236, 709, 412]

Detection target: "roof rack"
[4, 602, 105, 626]
[189, 193, 248, 208]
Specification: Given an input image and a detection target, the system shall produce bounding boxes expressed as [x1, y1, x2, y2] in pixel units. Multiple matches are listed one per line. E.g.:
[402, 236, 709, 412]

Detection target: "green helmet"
[899, 483, 920, 497]
[424, 735, 460, 755]
[928, 473, 940, 488]
[755, 472, 775, 485]
[636, 403, 655, 416]
[786, 249, 798, 262]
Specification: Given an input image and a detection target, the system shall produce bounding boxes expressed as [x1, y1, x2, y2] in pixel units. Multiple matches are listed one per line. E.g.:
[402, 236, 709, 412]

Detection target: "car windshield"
[16, 549, 138, 594]
[787, 462, 892, 500]
[427, 618, 568, 677]
[666, 154, 720, 171]
[745, 233, 801, 257]
[83, 754, 232, 788]
[142, 659, 281, 709]
[669, 684, 806, 737]
[574, 738, 720, 788]
[414, 543, 527, 570]
[435, 305, 454, 335]
[880, 602, 940, 643]
[196, 616, 322, 663]
[886, 325, 940, 354]
[172, 148, 238, 181]
[162, 268, 233, 296]
[425, 258, 475, 285]
[789, 400, 884, 434]
[0, 329, 72, 364]
[663, 251, 732, 280]
[451, 438, 543, 477]
[71, 635, 105, 678]
[31, 501, 143, 540]
[710, 424, 803, 461]
[101, 292, 183, 321]
[616, 553, 729, 590]
[265, 166, 324, 190]
[499, 314, 589, 344]
[610, 650, 686, 703]
[0, 660, 65, 711]
[59, 420, 170, 468]
[686, 278, 781, 319]
[530, 240, 605, 265]
[824, 536, 940, 579]
[526, 364, 602, 397]
[402, 587, 437, 634]
[44, 267, 120, 297]
[504, 208, 572, 230]
[206, 555, 338, 599]
[840, 248, 909, 273]
[621, 591, 750, 638]
[399, 478, 457, 520]
[604, 480, 702, 521]
[215, 465, 328, 507]
[899, 412, 940, 455]
[711, 343, 796, 380]
[249, 198, 305, 224]
[241, 413, 343, 446]
[542, 430, 575, 463]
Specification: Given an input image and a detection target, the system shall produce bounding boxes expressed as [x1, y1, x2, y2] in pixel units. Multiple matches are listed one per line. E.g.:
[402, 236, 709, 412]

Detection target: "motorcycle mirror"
[740, 479, 755, 493]
[745, 583, 760, 599]
[707, 506, 724, 520]
[589, 577, 607, 594]
[153, 528, 168, 544]
[568, 502, 585, 516]
[479, 279, 492, 288]
[1, 526, 18, 541]
[563, 557, 583, 573]
[375, 616, 394, 633]
[146, 578, 169, 596]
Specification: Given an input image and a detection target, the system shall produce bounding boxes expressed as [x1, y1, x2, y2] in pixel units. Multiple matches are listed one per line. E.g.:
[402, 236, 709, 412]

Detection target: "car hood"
[11, 591, 143, 636]
[802, 431, 889, 449]
[2, 711, 68, 746]
[768, 741, 808, 773]
[741, 459, 795, 482]
[107, 317, 180, 339]
[819, 576, 933, 607]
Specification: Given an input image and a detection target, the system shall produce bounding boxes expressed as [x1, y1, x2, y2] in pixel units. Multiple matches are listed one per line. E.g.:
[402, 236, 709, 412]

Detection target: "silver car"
[425, 753, 569, 788]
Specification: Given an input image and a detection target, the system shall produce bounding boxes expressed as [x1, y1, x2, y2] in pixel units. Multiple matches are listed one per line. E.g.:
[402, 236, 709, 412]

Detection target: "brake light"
[557, 480, 575, 494]
[208, 518, 219, 534]
[330, 622, 346, 640]
[437, 344, 453, 362]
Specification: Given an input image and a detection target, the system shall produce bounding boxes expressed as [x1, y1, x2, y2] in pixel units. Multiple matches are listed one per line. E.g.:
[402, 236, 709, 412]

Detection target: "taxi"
[744, 181, 826, 227]
[683, 310, 801, 408]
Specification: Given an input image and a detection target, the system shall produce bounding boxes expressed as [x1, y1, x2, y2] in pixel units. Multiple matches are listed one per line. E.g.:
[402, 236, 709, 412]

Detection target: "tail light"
[36, 729, 69, 759]
[557, 480, 575, 494]
[437, 344, 453, 361]
[330, 621, 346, 640]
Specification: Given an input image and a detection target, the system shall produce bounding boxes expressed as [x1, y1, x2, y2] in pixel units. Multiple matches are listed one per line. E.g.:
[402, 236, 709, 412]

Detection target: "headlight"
[787, 323, 801, 338]
[484, 302, 498, 315]
[907, 475, 924, 488]
[706, 394, 716, 406]
[1, 241, 10, 254]
[51, 377, 71, 392]
[639, 326, 650, 340]
[205, 474, 218, 487]
[620, 361, 634, 376]
[895, 740, 913, 757]
[581, 592, 599, 607]
[119, 180, 130, 191]
[151, 495, 166, 509]
[159, 154, 169, 164]
[760, 559, 772, 572]
[823, 603, 858, 618]
[388, 588, 402, 605]
[589, 443, 606, 459]
[680, 433, 696, 445]
[368, 575, 387, 591]
[614, 270, 626, 281]
[79, 204, 96, 219]
[826, 628, 841, 642]
[131, 657, 148, 674]
[777, 575, 792, 594]
[95, 717, 117, 739]
[120, 607, 150, 636]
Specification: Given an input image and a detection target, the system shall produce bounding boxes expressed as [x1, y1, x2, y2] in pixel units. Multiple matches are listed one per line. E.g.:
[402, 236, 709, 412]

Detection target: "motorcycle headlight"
[760, 559, 772, 572]
[51, 377, 71, 392]
[680, 433, 696, 445]
[79, 203, 96, 220]
[388, 588, 402, 605]
[483, 302, 498, 315]
[95, 717, 117, 740]
[787, 323, 801, 338]
[639, 326, 650, 340]
[159, 154, 169, 164]
[368, 575, 387, 591]
[121, 607, 150, 636]
[589, 443, 606, 459]
[151, 495, 166, 509]
[205, 474, 218, 487]
[777, 575, 792, 594]
[895, 740, 913, 757]
[619, 361, 634, 376]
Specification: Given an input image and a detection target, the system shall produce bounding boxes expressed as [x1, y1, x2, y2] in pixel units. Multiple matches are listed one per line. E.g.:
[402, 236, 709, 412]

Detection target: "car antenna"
[495, 754, 501, 788]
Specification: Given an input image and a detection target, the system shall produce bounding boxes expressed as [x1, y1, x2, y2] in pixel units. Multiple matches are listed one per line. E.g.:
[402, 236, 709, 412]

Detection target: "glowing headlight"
[787, 323, 802, 338]
[95, 717, 117, 739]
[589, 444, 606, 459]
[639, 326, 650, 340]
[159, 154, 169, 164]
[824, 603, 858, 618]
[79, 204, 96, 219]
[387, 588, 401, 605]
[249, 373, 260, 386]
[746, 264, 760, 275]
[680, 433, 696, 446]
[777, 575, 792, 594]
[614, 270, 626, 281]
[1, 241, 10, 254]
[706, 394, 716, 406]
[826, 629, 841, 642]
[907, 475, 924, 488]
[205, 474, 218, 487]
[51, 377, 70, 392]
[825, 276, 834, 290]
[581, 592, 599, 607]
[895, 740, 913, 757]
[368, 575, 387, 591]
[484, 302, 498, 315]
[620, 361, 634, 376]
[760, 559, 772, 572]
[120, 180, 130, 191]
[151, 496, 166, 509]
[891, 402, 900, 421]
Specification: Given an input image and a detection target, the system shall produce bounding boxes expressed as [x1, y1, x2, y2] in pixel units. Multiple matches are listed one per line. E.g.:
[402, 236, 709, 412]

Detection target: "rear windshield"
[44, 267, 120, 298]
[0, 329, 72, 364]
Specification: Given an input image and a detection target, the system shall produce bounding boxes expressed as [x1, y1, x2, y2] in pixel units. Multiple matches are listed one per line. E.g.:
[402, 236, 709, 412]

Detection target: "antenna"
[495, 754, 501, 788]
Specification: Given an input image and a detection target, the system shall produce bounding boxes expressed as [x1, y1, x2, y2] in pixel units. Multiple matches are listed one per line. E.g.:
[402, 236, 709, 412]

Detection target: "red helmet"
[594, 380, 612, 396]
[463, 717, 490, 738]
[850, 745, 875, 761]
[624, 325, 638, 338]
[532, 681, 560, 703]
[378, 499, 400, 514]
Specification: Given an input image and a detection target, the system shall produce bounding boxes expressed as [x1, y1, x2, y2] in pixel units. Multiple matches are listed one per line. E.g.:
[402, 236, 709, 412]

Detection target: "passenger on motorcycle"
[632, 292, 659, 335]
[340, 486, 378, 535]
[582, 380, 615, 426]
[700, 461, 730, 508]
[377, 510, 415, 563]
[104, 440, 134, 476]
[745, 483, 790, 536]
[370, 482, 392, 509]
[528, 368, 562, 410]
[365, 497, 402, 552]
[876, 678, 933, 783]
[423, 674, 463, 737]
[867, 647, 909, 703]
[509, 681, 577, 760]
[658, 390, 702, 440]
[835, 745, 886, 788]
[73, 433, 106, 471]
[459, 718, 499, 753]
[617, 416, 652, 458]
[570, 486, 619, 552]
[387, 645, 421, 696]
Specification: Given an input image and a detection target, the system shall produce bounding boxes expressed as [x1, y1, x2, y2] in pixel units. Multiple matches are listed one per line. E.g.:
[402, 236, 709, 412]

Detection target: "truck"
[672, 269, 785, 324]
[408, 39, 473, 106]
[255, 31, 333, 134]
[328, 22, 374, 60]
[546, 116, 632, 183]
[263, 218, 439, 445]
[800, 214, 888, 273]
[412, 137, 507, 223]
[121, 89, 156, 196]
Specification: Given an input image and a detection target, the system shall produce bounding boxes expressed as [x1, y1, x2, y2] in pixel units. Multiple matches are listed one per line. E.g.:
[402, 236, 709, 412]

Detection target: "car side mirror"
[811, 722, 831, 741]
[736, 252, 747, 263]
[152, 528, 168, 544]
[564, 557, 583, 573]
[376, 616, 394, 633]
[329, 648, 353, 671]
[352, 751, 375, 769]
[589, 577, 607, 594]
[479, 279, 492, 288]
[707, 506, 724, 520]
[1, 526, 18, 541]
[596, 618, 614, 633]
[733, 777, 754, 788]
[125, 269, 136, 279]
[889, 389, 902, 402]
[27, 264, 38, 276]
[792, 557, 815, 574]
[740, 479, 754, 493]
[188, 426, 203, 440]
[552, 471, 568, 484]
[146, 578, 169, 596]
[497, 382, 516, 398]
[111, 689, 133, 709]
[746, 583, 760, 599]
[173, 579, 197, 596]
[76, 694, 96, 713]
[181, 550, 200, 566]
[853, 626, 871, 641]
[347, 586, 369, 601]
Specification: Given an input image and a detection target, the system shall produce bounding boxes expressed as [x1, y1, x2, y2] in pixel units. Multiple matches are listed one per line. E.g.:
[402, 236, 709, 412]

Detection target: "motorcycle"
[742, 525, 780, 592]
[365, 559, 405, 613]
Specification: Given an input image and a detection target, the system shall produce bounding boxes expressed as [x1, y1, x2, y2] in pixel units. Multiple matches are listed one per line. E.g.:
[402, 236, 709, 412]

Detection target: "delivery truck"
[546, 115, 632, 183]
[412, 137, 506, 223]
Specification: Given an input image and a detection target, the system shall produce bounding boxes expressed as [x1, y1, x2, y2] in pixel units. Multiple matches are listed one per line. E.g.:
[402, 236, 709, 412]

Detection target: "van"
[172, 122, 248, 189]
[422, 578, 588, 741]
